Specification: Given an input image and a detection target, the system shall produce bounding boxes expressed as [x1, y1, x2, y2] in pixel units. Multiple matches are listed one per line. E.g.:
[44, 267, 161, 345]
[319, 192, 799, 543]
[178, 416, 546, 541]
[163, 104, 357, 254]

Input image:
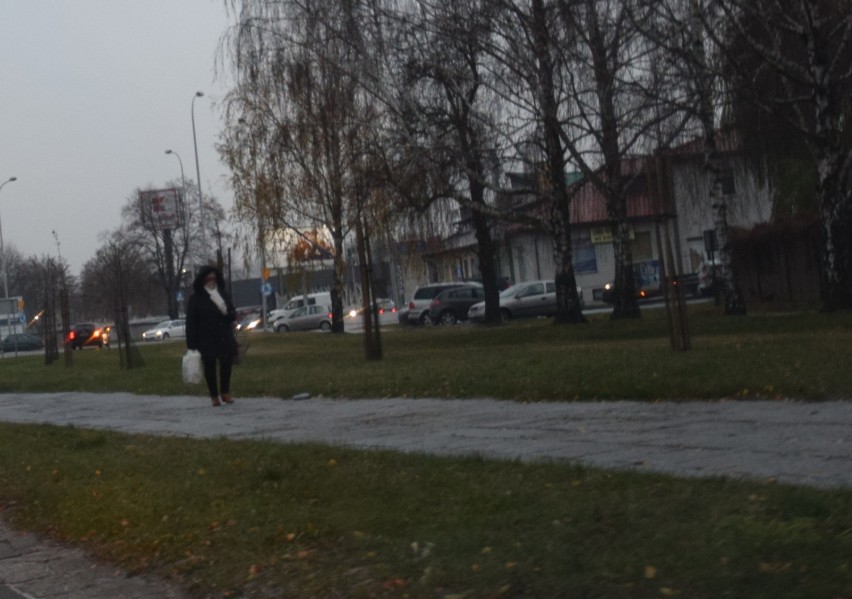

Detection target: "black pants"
[202, 354, 233, 397]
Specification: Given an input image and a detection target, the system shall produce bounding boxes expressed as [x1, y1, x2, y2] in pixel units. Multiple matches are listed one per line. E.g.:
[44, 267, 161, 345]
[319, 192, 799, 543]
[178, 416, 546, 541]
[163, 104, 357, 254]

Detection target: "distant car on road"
[1, 333, 44, 352]
[66, 323, 110, 350]
[347, 298, 397, 319]
[274, 304, 333, 332]
[142, 319, 186, 341]
[236, 312, 262, 331]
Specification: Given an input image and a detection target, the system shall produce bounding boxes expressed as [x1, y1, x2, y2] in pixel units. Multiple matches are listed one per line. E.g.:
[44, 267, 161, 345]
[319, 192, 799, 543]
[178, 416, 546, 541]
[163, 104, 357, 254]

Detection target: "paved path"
[1, 392, 851, 598]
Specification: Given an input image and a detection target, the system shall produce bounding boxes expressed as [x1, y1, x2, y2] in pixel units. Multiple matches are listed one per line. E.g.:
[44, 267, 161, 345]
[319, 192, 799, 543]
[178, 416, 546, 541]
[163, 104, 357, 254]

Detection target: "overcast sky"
[0, 1, 237, 276]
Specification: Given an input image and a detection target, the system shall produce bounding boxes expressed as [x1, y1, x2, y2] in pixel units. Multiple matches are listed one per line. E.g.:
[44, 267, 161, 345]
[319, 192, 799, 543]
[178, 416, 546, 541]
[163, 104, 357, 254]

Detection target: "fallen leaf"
[644, 565, 657, 579]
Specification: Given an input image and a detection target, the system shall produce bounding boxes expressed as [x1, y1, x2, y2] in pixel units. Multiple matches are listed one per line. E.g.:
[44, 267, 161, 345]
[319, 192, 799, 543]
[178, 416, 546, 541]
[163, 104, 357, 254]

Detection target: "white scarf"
[207, 286, 228, 315]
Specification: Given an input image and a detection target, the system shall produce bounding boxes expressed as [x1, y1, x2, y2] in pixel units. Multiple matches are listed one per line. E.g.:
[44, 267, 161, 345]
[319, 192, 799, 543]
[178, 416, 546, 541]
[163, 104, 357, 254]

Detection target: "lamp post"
[165, 149, 188, 318]
[0, 176, 18, 299]
[165, 149, 186, 191]
[191, 91, 207, 264]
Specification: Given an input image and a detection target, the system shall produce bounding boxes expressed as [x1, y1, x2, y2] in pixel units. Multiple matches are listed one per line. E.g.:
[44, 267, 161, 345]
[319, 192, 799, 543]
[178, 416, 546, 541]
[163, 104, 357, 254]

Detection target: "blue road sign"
[261, 282, 273, 297]
[176, 290, 185, 302]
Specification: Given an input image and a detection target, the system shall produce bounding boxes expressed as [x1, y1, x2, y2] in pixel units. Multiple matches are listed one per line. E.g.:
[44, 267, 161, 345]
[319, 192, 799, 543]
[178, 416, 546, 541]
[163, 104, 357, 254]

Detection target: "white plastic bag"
[182, 350, 203, 385]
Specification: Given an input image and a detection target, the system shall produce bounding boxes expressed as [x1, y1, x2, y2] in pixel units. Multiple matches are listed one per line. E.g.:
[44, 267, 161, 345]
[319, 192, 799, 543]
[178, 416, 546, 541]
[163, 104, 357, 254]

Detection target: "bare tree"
[385, 0, 505, 324]
[80, 228, 164, 321]
[120, 180, 225, 319]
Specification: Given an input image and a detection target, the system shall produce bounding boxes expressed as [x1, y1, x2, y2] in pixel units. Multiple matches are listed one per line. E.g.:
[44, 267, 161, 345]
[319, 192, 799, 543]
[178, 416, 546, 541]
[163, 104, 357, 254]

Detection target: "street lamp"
[165, 149, 186, 197]
[0, 176, 18, 298]
[191, 91, 207, 263]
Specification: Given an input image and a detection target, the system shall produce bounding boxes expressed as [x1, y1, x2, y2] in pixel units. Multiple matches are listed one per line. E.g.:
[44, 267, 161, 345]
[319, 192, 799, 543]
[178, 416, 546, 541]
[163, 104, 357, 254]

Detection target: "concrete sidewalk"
[1, 392, 851, 598]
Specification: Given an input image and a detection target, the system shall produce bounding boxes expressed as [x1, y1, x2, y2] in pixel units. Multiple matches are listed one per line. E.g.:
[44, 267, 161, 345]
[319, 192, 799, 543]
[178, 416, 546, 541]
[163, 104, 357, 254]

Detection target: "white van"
[269, 292, 332, 324]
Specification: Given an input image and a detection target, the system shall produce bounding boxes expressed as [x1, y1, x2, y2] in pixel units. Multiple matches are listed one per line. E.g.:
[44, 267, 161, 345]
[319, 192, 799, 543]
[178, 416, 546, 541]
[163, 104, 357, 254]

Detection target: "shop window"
[573, 236, 597, 273]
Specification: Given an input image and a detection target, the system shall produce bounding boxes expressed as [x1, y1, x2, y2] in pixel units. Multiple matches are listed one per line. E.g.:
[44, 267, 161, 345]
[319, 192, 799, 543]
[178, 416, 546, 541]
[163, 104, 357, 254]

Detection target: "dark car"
[407, 282, 482, 325]
[1, 333, 44, 352]
[428, 285, 485, 325]
[67, 323, 110, 350]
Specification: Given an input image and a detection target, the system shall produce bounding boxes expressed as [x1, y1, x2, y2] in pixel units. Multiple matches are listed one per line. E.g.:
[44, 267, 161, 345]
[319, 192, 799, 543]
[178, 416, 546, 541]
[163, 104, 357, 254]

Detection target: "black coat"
[186, 270, 237, 360]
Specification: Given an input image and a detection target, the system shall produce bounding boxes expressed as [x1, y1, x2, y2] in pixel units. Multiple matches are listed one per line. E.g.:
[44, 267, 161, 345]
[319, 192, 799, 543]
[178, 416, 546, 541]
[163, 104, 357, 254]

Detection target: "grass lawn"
[2, 303, 851, 401]
[0, 304, 850, 597]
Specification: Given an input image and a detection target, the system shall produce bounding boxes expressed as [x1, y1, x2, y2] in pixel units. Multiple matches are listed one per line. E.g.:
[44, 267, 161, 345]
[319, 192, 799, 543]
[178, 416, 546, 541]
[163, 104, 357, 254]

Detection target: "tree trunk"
[531, 0, 585, 324]
[584, 0, 638, 319]
[469, 178, 501, 324]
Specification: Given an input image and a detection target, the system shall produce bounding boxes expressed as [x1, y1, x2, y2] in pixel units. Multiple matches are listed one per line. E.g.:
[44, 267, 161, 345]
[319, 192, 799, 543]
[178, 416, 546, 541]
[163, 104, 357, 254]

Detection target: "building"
[394, 133, 774, 306]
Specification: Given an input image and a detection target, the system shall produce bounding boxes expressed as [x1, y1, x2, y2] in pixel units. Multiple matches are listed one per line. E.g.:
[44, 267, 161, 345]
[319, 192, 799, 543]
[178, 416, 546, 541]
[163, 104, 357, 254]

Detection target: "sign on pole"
[140, 188, 182, 230]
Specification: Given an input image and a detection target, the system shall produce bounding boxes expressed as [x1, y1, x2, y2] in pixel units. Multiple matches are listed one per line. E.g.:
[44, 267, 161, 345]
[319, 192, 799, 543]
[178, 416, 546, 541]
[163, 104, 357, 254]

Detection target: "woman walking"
[186, 266, 237, 406]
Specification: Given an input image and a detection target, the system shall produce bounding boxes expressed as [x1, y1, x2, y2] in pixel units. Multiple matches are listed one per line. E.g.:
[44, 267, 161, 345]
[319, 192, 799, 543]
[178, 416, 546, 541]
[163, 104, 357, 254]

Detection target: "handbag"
[182, 350, 203, 384]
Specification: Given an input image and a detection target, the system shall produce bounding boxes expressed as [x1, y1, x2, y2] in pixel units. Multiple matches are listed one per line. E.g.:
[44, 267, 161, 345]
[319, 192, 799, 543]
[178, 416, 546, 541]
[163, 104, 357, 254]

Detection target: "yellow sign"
[590, 226, 635, 244]
[262, 267, 271, 281]
[17, 299, 24, 310]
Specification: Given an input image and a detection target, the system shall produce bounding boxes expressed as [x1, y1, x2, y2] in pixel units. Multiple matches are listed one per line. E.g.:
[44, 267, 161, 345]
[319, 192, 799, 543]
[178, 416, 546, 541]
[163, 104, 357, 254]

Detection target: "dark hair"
[192, 266, 224, 294]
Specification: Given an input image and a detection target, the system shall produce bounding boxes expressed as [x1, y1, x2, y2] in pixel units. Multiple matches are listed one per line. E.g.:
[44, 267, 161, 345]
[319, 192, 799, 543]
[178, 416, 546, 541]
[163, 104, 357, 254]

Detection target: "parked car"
[467, 280, 583, 322]
[141, 319, 186, 341]
[1, 333, 44, 352]
[66, 323, 110, 349]
[274, 304, 333, 332]
[428, 285, 485, 325]
[407, 282, 482, 325]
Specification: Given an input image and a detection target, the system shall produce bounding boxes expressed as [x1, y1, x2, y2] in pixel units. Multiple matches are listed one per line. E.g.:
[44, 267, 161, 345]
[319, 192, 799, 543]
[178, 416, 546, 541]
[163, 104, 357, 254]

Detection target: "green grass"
[3, 304, 852, 400]
[1, 424, 850, 598]
[1, 305, 851, 597]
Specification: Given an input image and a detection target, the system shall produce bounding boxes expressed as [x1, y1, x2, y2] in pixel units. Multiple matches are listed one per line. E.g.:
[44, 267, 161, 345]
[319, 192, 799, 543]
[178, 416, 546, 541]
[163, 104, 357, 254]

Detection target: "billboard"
[140, 188, 182, 230]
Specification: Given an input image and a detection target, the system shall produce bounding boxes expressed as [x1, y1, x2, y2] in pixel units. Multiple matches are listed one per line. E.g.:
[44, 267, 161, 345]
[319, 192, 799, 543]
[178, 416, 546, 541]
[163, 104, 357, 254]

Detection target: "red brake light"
[391, 307, 397, 313]
[378, 307, 384, 314]
[408, 301, 415, 310]
[68, 331, 76, 341]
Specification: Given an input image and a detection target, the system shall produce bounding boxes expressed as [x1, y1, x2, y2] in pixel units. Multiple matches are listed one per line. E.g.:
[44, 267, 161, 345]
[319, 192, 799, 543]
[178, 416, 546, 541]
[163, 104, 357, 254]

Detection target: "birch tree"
[714, 0, 852, 311]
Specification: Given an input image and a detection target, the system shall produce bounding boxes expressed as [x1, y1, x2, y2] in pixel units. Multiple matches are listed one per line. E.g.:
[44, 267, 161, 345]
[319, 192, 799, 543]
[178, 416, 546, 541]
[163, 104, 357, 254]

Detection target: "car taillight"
[391, 307, 397, 313]
[430, 299, 440, 308]
[408, 301, 415, 310]
[68, 331, 76, 341]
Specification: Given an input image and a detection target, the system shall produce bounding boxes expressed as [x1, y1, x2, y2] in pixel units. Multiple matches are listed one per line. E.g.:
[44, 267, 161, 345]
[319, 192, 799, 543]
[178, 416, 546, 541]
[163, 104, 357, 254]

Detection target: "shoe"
[221, 393, 234, 404]
[211, 396, 221, 407]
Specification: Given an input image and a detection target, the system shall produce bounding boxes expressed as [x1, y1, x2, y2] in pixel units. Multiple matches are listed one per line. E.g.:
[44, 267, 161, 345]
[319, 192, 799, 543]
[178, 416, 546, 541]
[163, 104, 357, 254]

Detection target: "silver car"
[274, 304, 333, 332]
[142, 319, 186, 341]
[467, 280, 583, 321]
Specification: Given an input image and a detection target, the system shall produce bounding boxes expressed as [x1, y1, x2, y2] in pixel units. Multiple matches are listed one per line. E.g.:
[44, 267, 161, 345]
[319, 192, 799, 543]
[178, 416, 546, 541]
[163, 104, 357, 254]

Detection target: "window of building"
[516, 245, 527, 281]
[631, 231, 653, 261]
[573, 235, 598, 273]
